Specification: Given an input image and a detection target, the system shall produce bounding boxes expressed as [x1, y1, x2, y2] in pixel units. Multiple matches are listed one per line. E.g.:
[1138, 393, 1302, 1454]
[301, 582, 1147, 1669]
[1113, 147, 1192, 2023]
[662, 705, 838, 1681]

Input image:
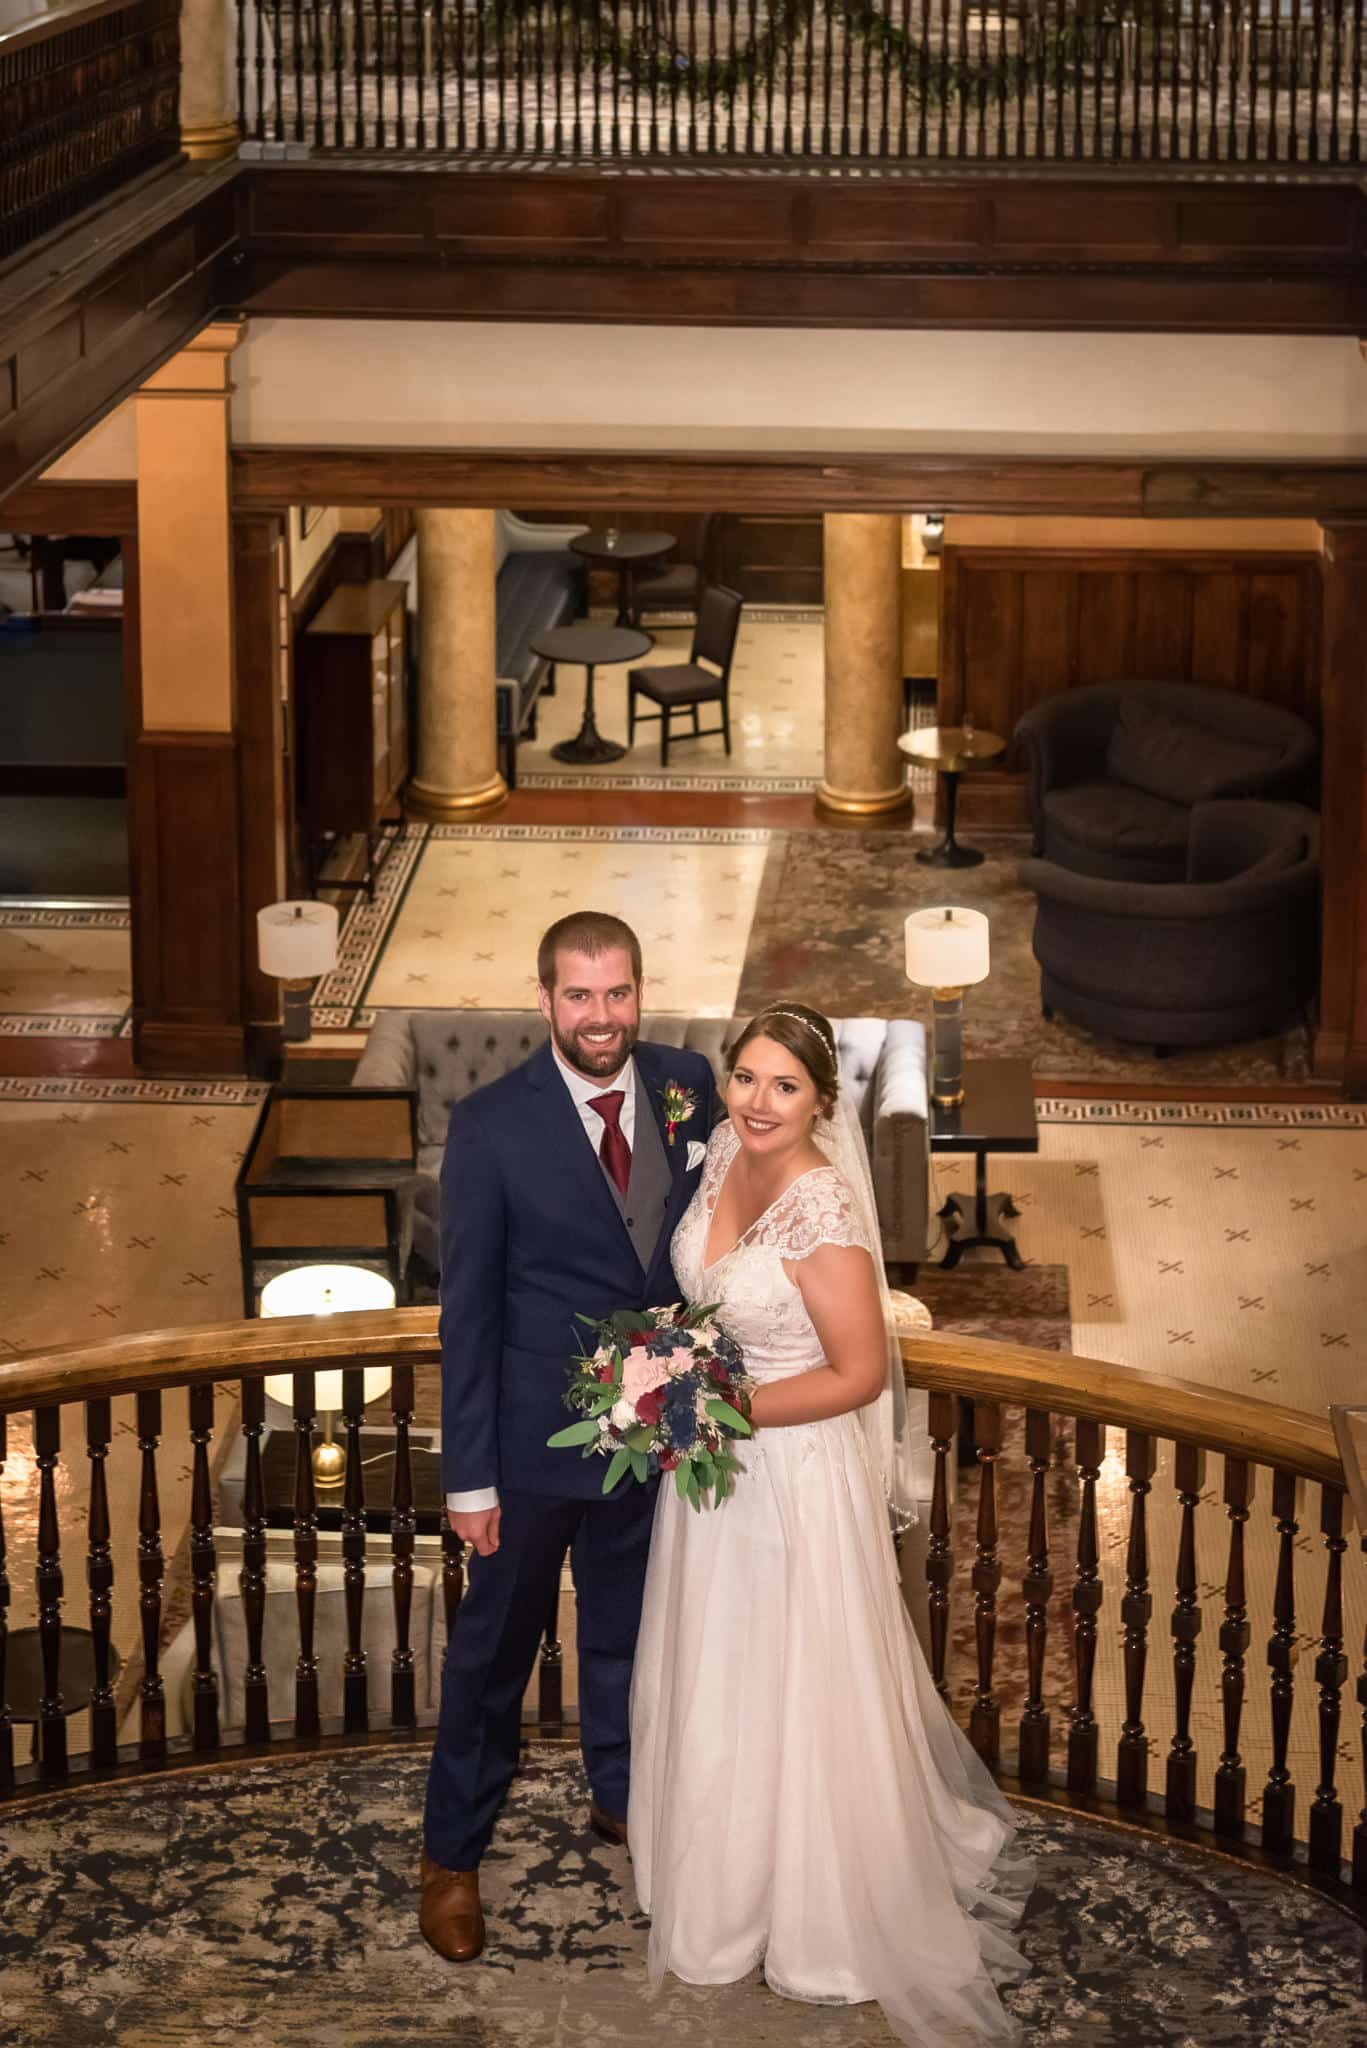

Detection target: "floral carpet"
[1, 1748, 1362, 2048]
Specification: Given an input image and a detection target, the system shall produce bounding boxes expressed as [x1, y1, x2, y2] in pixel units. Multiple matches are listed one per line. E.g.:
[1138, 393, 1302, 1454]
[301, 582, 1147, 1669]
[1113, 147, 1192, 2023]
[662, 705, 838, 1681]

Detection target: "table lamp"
[905, 905, 990, 1109]
[261, 1263, 395, 1488]
[257, 900, 339, 1044]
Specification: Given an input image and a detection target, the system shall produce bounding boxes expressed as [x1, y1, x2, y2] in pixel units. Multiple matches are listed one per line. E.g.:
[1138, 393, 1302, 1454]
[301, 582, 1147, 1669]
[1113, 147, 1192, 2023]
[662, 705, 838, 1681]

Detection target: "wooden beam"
[0, 480, 137, 532]
[231, 445, 1367, 521]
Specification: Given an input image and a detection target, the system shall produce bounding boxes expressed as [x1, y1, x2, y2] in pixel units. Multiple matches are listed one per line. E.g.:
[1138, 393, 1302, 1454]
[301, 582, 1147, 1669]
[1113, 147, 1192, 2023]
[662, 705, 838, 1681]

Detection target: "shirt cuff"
[446, 1488, 499, 1513]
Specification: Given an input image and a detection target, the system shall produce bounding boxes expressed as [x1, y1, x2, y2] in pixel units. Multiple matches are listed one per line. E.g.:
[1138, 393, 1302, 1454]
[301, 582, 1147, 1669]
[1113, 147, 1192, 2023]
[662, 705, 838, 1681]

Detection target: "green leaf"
[547, 1418, 603, 1447]
[628, 1446, 649, 1484]
[626, 1425, 655, 1451]
[586, 1387, 618, 1415]
[674, 1461, 692, 1501]
[705, 1399, 752, 1437]
[601, 1446, 632, 1495]
[685, 1464, 702, 1512]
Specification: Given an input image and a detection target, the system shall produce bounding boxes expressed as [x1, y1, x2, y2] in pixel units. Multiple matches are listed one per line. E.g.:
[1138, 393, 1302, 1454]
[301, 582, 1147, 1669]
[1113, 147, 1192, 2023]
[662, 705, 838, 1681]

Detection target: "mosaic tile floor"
[357, 824, 771, 1017]
[0, 910, 132, 1039]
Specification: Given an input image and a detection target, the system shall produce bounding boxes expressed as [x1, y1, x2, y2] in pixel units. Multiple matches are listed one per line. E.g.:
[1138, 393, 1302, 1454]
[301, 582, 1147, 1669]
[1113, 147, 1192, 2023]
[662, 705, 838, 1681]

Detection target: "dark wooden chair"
[631, 513, 718, 623]
[626, 583, 743, 768]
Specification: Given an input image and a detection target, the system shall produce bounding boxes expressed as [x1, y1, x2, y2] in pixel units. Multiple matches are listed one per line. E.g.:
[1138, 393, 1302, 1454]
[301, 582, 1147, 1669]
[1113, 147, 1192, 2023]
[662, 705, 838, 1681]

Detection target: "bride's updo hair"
[725, 1004, 840, 1117]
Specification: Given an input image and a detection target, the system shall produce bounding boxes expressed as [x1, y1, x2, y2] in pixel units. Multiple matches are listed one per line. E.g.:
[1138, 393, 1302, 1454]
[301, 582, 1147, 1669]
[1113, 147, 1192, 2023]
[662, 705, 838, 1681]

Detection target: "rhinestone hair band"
[761, 1009, 837, 1061]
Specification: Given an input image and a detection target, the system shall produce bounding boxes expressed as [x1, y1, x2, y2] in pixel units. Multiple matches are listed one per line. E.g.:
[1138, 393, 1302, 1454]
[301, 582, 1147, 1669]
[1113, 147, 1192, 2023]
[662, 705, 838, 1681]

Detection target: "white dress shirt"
[446, 1045, 638, 1518]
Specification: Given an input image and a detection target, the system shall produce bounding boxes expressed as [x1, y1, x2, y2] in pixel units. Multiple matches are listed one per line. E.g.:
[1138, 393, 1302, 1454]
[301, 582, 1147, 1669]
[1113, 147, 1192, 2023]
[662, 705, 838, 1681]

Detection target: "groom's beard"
[551, 1018, 639, 1080]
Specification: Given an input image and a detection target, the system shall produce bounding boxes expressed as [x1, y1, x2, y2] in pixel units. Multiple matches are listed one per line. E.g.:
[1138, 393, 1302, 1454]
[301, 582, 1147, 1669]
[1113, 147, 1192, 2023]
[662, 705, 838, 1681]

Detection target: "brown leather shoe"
[588, 1802, 629, 1850]
[419, 1851, 485, 1962]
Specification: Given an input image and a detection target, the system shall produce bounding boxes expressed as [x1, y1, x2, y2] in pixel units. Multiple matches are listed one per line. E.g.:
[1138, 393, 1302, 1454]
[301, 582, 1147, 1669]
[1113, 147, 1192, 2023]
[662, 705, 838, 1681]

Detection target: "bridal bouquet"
[548, 1304, 753, 1509]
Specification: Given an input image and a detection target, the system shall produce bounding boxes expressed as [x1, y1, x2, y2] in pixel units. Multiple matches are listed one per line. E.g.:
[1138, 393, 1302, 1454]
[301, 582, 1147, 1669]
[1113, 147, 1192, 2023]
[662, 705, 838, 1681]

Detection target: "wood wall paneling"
[941, 548, 1323, 829]
[1314, 524, 1367, 1091]
[233, 514, 289, 1056]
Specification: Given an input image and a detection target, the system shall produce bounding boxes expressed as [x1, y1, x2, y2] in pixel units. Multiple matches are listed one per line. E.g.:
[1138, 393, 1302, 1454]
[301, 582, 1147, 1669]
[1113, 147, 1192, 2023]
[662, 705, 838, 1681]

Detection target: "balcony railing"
[0, 0, 181, 266]
[0, 1312, 1362, 1907]
[237, 0, 1365, 163]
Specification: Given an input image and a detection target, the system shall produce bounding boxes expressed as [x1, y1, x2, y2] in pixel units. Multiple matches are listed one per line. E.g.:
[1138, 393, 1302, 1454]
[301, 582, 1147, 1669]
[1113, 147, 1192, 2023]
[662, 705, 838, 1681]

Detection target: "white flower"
[610, 1398, 636, 1432]
[598, 1416, 611, 1434]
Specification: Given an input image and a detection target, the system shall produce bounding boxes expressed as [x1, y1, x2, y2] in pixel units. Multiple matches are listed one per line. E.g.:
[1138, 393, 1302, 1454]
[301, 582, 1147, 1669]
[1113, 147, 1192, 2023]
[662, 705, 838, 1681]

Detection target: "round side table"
[530, 622, 653, 766]
[570, 529, 675, 630]
[898, 724, 1007, 868]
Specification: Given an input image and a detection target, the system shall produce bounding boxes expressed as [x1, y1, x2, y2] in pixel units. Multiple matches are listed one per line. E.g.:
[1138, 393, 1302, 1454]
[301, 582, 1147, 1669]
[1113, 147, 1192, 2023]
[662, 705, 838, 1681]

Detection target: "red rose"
[595, 1364, 615, 1383]
[659, 1450, 681, 1471]
[706, 1360, 730, 1385]
[625, 1330, 654, 1349]
[635, 1385, 668, 1428]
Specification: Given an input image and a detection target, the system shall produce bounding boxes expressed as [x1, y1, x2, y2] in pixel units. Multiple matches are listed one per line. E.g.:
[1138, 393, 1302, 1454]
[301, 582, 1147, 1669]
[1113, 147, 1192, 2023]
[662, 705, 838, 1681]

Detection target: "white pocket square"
[686, 1140, 708, 1172]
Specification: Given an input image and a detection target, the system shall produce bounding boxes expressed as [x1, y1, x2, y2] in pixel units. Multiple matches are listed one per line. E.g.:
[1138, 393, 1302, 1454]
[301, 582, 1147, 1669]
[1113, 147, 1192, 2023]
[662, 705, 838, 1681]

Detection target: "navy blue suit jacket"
[437, 1038, 718, 1499]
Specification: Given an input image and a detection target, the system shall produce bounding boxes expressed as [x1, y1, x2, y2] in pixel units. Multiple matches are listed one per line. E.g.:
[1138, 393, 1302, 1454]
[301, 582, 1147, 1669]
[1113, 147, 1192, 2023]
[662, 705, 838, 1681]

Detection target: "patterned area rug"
[2, 1748, 1362, 2048]
[735, 830, 1312, 1087]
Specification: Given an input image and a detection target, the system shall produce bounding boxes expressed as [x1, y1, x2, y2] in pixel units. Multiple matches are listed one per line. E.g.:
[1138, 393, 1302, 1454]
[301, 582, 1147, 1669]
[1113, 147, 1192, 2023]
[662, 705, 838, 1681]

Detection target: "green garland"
[478, 0, 1095, 113]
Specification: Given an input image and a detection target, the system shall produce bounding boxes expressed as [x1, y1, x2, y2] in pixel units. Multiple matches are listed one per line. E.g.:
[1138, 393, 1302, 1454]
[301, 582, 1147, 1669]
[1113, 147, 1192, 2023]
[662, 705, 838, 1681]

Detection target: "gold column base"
[180, 120, 240, 160]
[312, 1438, 347, 1490]
[406, 771, 509, 821]
[815, 782, 913, 818]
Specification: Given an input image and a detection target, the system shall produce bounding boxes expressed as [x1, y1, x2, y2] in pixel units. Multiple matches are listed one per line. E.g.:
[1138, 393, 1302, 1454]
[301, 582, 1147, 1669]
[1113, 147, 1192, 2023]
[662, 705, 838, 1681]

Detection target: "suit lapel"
[635, 1044, 695, 1274]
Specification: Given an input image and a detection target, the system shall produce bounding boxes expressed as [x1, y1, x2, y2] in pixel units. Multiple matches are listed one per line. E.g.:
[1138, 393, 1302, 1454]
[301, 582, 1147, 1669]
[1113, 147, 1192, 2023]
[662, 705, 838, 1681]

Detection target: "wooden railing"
[0, 0, 181, 265]
[237, 0, 1366, 165]
[0, 1313, 1362, 1909]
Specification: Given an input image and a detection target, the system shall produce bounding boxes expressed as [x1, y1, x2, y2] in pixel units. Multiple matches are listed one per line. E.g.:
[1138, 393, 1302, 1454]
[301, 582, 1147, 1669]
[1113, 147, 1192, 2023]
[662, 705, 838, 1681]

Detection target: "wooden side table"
[929, 1058, 1039, 1269]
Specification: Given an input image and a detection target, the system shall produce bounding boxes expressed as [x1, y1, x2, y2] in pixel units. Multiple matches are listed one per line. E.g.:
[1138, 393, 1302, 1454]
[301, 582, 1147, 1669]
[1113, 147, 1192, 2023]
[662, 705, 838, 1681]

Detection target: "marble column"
[819, 513, 911, 816]
[179, 0, 240, 158]
[406, 508, 508, 820]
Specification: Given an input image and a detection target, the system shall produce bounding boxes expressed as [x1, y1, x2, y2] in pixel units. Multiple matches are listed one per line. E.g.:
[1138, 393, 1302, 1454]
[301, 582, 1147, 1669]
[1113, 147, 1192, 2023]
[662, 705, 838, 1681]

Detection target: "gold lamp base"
[312, 1433, 347, 1490]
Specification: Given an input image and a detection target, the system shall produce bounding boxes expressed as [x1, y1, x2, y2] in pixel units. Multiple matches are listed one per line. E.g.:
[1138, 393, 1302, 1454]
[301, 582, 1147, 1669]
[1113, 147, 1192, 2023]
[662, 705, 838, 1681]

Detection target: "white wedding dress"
[629, 1121, 1032, 2047]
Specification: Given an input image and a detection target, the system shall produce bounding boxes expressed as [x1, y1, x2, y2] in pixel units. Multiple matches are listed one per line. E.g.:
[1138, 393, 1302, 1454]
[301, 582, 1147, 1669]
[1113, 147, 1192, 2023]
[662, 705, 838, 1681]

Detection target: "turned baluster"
[925, 1390, 956, 1702]
[1353, 1527, 1366, 1895]
[239, 1375, 270, 1743]
[1116, 1430, 1156, 1810]
[1213, 1456, 1253, 1839]
[292, 1369, 321, 1739]
[32, 1405, 67, 1780]
[1308, 1482, 1348, 1875]
[1261, 1468, 1301, 1856]
[0, 1415, 12, 1793]
[1067, 1418, 1104, 1797]
[1165, 1441, 1205, 1824]
[340, 1366, 369, 1734]
[539, 1577, 564, 1737]
[441, 1524, 465, 1642]
[85, 1398, 118, 1767]
[135, 1392, 166, 1760]
[390, 1362, 417, 1727]
[188, 1383, 219, 1751]
[1017, 1407, 1053, 1784]
[970, 1398, 1003, 1769]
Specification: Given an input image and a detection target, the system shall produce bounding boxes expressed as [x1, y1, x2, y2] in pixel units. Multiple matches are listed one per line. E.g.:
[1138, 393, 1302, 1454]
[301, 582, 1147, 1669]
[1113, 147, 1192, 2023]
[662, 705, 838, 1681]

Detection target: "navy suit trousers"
[424, 1478, 659, 1870]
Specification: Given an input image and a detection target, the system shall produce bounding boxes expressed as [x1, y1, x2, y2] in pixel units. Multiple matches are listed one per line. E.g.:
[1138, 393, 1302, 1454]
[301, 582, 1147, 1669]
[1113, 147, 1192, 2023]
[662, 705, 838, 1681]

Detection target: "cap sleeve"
[766, 1166, 877, 1264]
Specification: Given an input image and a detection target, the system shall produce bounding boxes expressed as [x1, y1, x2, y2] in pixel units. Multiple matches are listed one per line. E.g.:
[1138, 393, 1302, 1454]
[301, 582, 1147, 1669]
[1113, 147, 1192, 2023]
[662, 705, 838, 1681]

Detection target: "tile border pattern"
[0, 1077, 269, 1105]
[0, 1013, 126, 1038]
[315, 821, 775, 1029]
[0, 909, 131, 930]
[1037, 1098, 1367, 1129]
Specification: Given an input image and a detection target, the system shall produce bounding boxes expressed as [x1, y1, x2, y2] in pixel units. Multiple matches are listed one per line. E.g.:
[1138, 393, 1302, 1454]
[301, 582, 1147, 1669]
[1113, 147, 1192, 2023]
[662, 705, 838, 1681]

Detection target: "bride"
[628, 1003, 1032, 2047]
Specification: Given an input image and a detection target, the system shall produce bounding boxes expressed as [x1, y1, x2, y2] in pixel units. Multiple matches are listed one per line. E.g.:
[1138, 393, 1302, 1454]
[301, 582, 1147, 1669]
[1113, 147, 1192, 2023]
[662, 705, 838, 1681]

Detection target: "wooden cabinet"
[298, 578, 408, 895]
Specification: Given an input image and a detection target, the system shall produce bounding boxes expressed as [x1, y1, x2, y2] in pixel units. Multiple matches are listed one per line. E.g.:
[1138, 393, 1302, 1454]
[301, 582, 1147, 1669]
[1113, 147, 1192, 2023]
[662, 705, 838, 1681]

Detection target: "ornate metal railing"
[237, 0, 1365, 163]
[0, 0, 181, 265]
[0, 1311, 1362, 1910]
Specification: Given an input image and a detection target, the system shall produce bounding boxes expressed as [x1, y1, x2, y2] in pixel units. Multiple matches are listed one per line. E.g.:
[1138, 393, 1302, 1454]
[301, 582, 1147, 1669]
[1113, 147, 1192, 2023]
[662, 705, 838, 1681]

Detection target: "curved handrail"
[0, 0, 155, 56]
[0, 1313, 1345, 1490]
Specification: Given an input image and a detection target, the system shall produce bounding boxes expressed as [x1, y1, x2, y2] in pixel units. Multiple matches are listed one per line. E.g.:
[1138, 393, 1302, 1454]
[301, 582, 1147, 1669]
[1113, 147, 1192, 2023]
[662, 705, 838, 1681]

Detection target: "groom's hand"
[450, 1505, 501, 1557]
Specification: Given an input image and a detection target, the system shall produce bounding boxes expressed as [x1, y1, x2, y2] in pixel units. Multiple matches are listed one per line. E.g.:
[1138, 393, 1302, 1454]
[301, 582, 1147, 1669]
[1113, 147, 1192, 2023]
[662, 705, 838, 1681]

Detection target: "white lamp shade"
[261, 1264, 395, 1411]
[257, 900, 339, 980]
[905, 906, 990, 989]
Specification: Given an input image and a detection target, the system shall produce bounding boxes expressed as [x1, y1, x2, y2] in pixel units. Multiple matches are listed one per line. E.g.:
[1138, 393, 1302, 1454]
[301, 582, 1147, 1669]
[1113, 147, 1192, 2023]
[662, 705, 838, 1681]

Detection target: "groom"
[420, 909, 717, 1962]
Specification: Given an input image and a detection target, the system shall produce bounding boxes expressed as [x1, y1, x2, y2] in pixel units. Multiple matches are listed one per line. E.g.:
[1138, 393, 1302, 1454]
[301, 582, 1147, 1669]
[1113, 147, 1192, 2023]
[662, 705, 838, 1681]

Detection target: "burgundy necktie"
[589, 1090, 631, 1197]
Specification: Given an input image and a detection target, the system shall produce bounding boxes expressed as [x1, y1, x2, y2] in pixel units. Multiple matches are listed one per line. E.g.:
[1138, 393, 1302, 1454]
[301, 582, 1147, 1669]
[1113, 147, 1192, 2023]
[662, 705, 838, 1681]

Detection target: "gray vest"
[597, 1066, 672, 1270]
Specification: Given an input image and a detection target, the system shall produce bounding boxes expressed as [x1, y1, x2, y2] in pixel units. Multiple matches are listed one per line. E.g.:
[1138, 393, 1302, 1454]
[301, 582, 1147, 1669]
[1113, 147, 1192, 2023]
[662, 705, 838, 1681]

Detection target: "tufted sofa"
[352, 1008, 932, 1275]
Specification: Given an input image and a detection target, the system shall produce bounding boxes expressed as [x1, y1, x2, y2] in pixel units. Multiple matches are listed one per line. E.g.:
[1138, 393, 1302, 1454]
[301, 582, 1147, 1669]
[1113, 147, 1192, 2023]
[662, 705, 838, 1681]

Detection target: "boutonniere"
[660, 1080, 698, 1148]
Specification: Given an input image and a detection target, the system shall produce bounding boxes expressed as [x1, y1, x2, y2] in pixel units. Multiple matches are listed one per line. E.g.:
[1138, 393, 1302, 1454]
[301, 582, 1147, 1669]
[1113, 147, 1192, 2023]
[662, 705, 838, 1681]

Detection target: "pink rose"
[621, 1349, 671, 1405]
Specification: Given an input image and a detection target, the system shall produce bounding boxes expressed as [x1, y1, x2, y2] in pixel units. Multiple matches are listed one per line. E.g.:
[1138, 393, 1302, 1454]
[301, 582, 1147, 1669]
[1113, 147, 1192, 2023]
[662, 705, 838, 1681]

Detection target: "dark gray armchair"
[1015, 681, 1319, 884]
[1019, 801, 1320, 1053]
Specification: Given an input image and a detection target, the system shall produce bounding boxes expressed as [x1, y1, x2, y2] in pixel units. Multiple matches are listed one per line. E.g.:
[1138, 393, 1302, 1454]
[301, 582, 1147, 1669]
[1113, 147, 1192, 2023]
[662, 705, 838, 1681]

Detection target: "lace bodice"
[671, 1121, 875, 1381]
